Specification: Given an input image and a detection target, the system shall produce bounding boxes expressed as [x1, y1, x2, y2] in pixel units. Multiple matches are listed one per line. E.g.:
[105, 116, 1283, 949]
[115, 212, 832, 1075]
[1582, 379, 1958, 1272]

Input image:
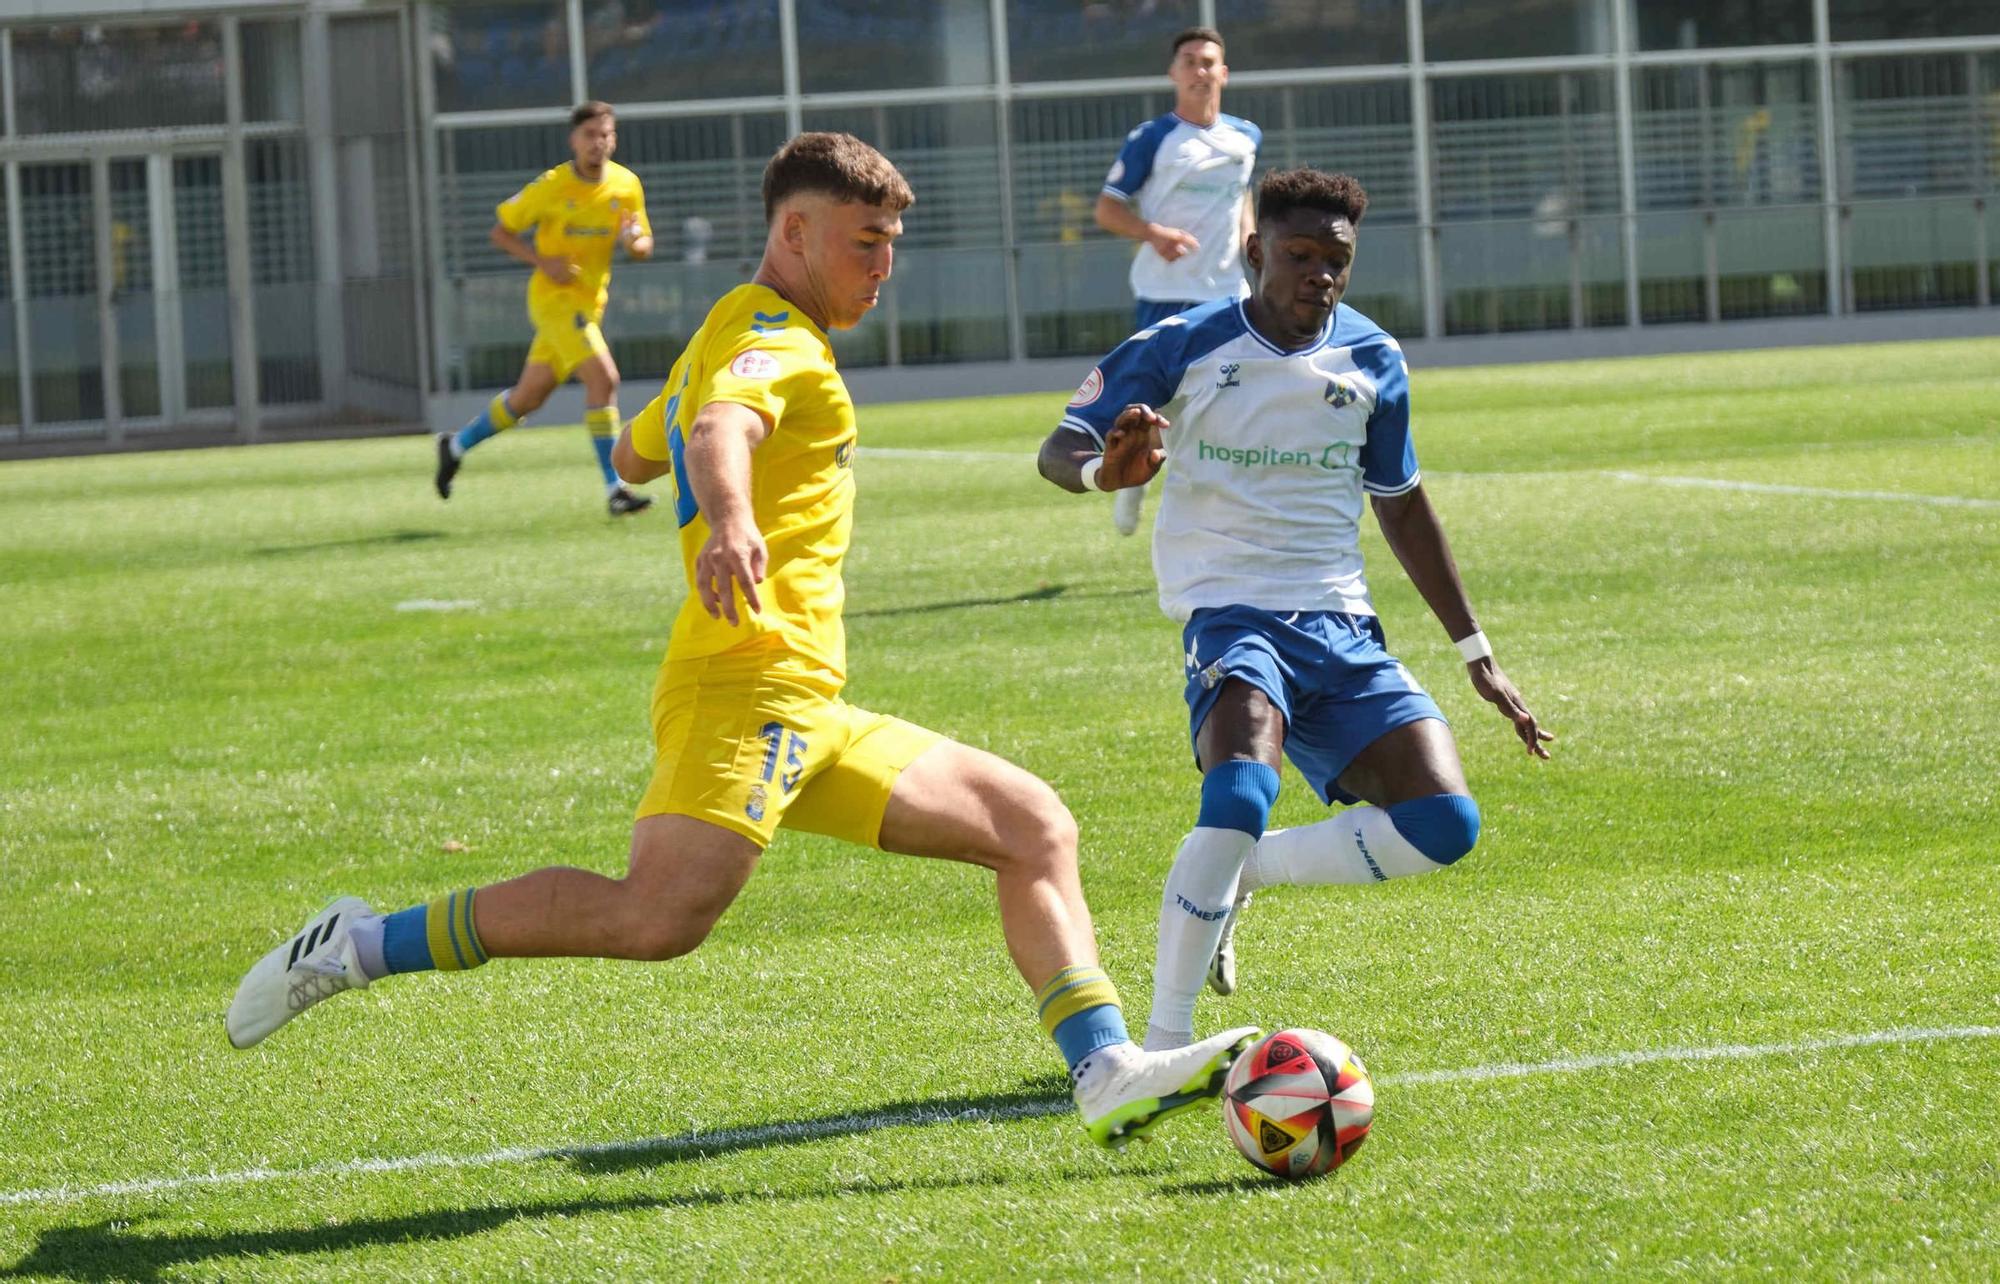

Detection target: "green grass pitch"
[2, 338, 1997, 1280]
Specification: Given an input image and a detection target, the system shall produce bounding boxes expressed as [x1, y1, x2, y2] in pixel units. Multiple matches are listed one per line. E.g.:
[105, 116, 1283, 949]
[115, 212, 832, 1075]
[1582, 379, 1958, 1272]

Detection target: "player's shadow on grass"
[1, 1083, 1084, 1282]
[561, 1080, 1072, 1175]
[2, 1174, 1030, 1283]
[847, 584, 1149, 619]
[250, 529, 446, 557]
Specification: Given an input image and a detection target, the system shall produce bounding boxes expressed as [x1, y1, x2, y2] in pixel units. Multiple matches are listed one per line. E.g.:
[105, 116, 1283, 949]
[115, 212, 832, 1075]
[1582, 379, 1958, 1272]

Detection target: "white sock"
[1147, 826, 1253, 1043]
[1070, 1038, 1138, 1094]
[1239, 805, 1442, 892]
[1144, 1023, 1192, 1052]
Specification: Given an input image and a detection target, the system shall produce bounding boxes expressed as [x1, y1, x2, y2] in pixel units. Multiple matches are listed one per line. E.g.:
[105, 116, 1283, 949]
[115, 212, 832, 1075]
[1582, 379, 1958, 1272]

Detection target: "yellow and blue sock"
[452, 393, 518, 457]
[586, 405, 621, 490]
[1036, 964, 1130, 1071]
[353, 889, 489, 979]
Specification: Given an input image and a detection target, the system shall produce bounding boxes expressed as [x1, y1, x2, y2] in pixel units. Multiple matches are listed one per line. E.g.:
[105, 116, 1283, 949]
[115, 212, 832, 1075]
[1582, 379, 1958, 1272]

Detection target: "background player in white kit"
[1093, 26, 1259, 538]
[1040, 168, 1556, 1051]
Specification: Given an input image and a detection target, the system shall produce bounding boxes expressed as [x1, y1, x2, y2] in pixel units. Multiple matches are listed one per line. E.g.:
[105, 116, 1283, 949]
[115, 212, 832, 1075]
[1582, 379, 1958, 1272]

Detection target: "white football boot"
[1111, 483, 1145, 537]
[1207, 893, 1250, 996]
[1074, 1025, 1259, 1148]
[226, 896, 373, 1049]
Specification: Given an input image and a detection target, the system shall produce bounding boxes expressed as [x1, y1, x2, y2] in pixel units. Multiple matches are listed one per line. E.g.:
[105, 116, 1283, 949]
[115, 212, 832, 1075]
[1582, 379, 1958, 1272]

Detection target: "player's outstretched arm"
[1037, 405, 1168, 494]
[1371, 485, 1555, 759]
[685, 401, 774, 627]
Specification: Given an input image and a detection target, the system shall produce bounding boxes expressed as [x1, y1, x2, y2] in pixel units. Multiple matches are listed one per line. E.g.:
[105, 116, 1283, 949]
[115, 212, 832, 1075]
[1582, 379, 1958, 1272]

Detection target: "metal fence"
[2, 0, 1997, 449]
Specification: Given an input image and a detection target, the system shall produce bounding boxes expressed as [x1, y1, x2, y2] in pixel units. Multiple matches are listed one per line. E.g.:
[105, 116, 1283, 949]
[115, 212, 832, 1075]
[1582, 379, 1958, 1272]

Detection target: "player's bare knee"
[1386, 793, 1481, 867]
[1000, 784, 1080, 879]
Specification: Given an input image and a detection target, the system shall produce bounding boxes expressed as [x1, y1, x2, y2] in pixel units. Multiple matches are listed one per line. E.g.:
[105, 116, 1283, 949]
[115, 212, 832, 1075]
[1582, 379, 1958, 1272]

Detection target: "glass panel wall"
[1423, 0, 1614, 63]
[20, 162, 101, 427]
[391, 0, 2000, 394]
[241, 18, 305, 124]
[0, 185, 15, 432]
[1830, 1, 2000, 42]
[795, 0, 993, 94]
[108, 158, 160, 420]
[584, 0, 783, 102]
[1214, 2, 1407, 74]
[1006, 0, 1197, 83]
[429, 1, 570, 113]
[12, 22, 226, 135]
[250, 139, 322, 405]
[174, 155, 234, 412]
[1631, 0, 1812, 51]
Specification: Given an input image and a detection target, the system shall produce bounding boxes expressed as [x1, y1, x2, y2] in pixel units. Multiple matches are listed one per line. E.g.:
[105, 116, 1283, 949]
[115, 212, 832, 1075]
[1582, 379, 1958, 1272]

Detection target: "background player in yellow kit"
[434, 100, 657, 517]
[229, 133, 1256, 1150]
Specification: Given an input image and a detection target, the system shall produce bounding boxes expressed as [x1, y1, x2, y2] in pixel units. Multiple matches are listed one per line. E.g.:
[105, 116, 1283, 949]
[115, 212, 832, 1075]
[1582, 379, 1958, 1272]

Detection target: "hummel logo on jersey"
[1216, 363, 1241, 389]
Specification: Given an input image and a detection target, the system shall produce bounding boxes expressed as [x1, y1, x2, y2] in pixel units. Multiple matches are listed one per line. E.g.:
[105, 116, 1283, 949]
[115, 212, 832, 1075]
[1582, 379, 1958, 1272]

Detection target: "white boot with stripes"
[226, 896, 373, 1049]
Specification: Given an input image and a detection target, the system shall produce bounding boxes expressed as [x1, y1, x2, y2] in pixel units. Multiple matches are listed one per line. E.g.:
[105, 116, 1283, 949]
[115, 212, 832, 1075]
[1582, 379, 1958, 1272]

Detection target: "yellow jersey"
[495, 160, 650, 322]
[630, 284, 857, 688]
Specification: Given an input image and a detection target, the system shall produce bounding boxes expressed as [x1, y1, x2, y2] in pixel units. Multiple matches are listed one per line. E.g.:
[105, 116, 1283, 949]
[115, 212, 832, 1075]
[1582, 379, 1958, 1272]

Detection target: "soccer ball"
[1222, 1027, 1374, 1179]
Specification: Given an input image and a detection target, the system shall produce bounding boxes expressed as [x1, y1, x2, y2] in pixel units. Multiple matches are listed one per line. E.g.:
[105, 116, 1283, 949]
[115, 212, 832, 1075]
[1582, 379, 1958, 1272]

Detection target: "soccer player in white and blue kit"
[1093, 26, 1259, 537]
[1041, 168, 1556, 1051]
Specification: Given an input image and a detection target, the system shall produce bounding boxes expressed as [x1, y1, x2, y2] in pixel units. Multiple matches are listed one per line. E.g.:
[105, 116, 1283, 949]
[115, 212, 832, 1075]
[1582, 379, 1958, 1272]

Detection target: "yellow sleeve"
[625, 174, 652, 240]
[496, 170, 553, 233]
[693, 325, 822, 433]
[628, 371, 681, 463]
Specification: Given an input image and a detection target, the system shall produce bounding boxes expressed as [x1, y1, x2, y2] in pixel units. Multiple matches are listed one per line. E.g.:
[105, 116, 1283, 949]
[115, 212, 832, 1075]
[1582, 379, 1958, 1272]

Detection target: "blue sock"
[452, 393, 517, 457]
[1196, 760, 1282, 837]
[1036, 965, 1130, 1071]
[585, 405, 621, 489]
[589, 432, 618, 487]
[370, 889, 489, 978]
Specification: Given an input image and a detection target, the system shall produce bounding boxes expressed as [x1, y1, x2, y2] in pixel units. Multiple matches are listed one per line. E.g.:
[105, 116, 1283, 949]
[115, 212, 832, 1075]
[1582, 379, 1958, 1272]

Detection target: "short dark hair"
[761, 132, 915, 223]
[1257, 168, 1369, 228]
[571, 100, 614, 129]
[1171, 26, 1224, 58]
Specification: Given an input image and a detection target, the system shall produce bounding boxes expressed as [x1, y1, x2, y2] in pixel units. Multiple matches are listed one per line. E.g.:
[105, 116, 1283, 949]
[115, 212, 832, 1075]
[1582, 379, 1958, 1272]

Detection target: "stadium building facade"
[1, 0, 1996, 450]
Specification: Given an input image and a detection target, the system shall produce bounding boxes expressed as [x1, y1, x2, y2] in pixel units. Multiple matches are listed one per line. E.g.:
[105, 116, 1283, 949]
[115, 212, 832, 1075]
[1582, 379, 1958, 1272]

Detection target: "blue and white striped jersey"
[1060, 299, 1418, 621]
[1102, 111, 1260, 303]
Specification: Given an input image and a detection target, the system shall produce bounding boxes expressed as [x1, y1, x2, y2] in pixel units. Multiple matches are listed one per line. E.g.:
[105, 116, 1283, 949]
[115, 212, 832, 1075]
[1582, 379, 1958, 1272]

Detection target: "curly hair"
[1256, 168, 1369, 228]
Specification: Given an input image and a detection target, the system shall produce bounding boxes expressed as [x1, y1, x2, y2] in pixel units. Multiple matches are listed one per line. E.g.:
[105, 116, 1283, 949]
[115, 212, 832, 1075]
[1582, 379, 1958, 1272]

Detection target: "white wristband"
[1455, 630, 1493, 663]
[1079, 456, 1107, 492]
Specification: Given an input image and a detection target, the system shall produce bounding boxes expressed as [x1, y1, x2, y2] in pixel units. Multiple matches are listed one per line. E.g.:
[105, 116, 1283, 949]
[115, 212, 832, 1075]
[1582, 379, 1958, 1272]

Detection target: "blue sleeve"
[1057, 329, 1184, 449]
[1103, 117, 1169, 200]
[1359, 345, 1420, 496]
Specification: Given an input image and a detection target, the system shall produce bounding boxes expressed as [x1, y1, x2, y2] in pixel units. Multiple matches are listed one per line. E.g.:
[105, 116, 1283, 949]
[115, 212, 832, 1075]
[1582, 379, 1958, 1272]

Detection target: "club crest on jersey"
[834, 441, 854, 468]
[731, 350, 781, 379]
[1324, 377, 1357, 409]
[745, 784, 768, 823]
[1216, 362, 1242, 390]
[1068, 366, 1104, 408]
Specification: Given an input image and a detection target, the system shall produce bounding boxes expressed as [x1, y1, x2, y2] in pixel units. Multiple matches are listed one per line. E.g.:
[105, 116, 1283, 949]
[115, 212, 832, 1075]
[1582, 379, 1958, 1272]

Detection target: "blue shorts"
[1183, 606, 1446, 805]
[1134, 298, 1202, 331]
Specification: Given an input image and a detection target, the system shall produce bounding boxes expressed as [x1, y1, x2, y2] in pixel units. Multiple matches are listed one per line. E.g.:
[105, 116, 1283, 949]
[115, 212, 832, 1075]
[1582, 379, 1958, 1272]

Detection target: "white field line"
[857, 448, 1999, 508]
[4, 1023, 1996, 1210]
[393, 599, 481, 612]
[1599, 470, 2000, 509]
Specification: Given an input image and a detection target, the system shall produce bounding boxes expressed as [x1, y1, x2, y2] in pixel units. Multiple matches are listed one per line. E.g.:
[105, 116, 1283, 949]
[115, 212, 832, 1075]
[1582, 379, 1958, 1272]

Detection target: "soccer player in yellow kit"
[228, 133, 1256, 1150]
[434, 100, 657, 517]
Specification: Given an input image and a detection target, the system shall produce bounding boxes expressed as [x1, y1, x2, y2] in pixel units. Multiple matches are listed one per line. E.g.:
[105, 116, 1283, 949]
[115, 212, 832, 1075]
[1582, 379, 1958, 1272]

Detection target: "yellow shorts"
[638, 649, 941, 850]
[526, 303, 611, 381]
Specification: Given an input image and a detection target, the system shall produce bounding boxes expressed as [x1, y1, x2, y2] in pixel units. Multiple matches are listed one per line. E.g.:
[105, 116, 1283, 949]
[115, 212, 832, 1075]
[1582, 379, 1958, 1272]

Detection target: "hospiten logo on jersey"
[1068, 367, 1104, 407]
[731, 350, 781, 379]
